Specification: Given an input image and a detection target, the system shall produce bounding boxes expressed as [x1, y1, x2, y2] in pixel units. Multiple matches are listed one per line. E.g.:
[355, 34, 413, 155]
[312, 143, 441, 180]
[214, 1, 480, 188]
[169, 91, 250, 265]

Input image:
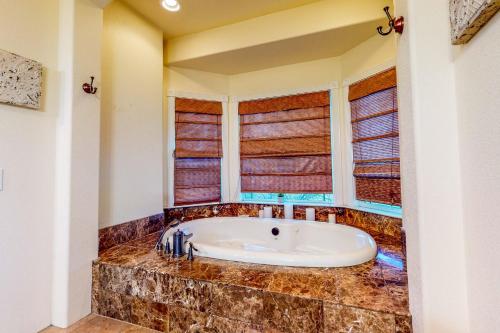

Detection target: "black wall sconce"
[82, 76, 97, 94]
[377, 6, 404, 36]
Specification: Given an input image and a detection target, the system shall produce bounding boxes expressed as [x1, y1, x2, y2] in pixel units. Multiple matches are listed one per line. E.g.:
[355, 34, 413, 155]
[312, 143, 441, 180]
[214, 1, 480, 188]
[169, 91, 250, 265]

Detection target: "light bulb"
[161, 0, 180, 12]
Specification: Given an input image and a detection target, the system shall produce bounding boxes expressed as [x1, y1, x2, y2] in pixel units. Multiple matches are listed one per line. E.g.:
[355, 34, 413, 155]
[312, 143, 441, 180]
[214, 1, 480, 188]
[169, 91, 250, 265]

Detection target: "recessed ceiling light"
[161, 0, 180, 12]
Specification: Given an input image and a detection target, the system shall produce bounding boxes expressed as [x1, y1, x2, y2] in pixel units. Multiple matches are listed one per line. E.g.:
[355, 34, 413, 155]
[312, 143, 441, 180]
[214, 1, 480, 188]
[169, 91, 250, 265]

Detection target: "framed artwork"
[450, 0, 499, 44]
[0, 49, 42, 109]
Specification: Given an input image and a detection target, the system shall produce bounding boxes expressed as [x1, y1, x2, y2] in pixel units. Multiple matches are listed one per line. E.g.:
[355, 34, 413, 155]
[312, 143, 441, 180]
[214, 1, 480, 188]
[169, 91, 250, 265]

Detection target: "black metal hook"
[377, 6, 404, 36]
[82, 76, 97, 94]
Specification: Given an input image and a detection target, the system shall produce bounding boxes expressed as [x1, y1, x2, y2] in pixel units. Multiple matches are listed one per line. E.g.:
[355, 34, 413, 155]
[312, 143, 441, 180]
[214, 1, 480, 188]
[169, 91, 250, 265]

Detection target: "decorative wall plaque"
[450, 0, 499, 44]
[0, 49, 42, 109]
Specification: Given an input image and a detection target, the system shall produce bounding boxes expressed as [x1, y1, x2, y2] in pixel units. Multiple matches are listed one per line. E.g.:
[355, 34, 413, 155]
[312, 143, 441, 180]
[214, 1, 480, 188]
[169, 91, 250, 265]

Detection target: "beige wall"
[0, 0, 60, 331]
[100, 0, 164, 227]
[0, 0, 103, 330]
[165, 66, 230, 96]
[341, 33, 396, 79]
[455, 14, 500, 333]
[394, 1, 500, 332]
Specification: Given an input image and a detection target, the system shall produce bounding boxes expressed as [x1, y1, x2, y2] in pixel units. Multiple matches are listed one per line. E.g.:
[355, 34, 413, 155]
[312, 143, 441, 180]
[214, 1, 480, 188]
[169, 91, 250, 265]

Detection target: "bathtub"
[162, 217, 377, 267]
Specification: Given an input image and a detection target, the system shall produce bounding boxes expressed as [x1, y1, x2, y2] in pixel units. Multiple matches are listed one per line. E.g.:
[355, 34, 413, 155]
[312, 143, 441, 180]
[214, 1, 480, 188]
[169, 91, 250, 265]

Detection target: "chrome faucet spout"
[155, 228, 168, 251]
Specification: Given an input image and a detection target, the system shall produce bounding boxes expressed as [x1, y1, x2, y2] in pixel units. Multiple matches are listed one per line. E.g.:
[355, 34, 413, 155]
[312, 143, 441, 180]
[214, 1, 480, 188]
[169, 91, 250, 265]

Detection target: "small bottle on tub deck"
[258, 209, 264, 218]
[263, 206, 273, 218]
[284, 204, 293, 220]
[305, 208, 315, 221]
[328, 213, 336, 224]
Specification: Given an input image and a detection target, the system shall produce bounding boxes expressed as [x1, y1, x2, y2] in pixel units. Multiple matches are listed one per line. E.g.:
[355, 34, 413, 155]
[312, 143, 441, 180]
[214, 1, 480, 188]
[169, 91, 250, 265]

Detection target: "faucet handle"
[186, 242, 198, 261]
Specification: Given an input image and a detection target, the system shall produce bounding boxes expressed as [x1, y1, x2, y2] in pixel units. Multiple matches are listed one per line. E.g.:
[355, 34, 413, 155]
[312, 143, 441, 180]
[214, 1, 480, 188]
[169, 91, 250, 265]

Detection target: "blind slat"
[351, 109, 398, 123]
[239, 91, 329, 115]
[349, 68, 397, 101]
[174, 97, 223, 206]
[239, 91, 332, 193]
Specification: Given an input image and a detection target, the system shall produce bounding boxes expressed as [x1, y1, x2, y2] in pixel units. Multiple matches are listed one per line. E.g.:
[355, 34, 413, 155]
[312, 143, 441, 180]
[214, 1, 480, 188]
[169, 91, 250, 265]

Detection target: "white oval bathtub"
[162, 217, 377, 267]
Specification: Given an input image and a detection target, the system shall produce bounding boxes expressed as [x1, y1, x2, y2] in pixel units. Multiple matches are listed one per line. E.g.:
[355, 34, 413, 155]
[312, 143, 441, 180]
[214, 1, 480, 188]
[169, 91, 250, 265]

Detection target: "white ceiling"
[121, 0, 322, 38]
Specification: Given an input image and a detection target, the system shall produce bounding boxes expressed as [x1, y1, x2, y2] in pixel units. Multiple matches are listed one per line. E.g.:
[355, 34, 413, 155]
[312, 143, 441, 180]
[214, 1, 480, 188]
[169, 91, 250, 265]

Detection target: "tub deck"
[92, 230, 410, 332]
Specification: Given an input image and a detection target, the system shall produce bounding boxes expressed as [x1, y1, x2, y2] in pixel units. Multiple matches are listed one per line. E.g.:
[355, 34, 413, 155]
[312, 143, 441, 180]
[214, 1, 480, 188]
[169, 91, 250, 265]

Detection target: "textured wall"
[455, 14, 500, 333]
[0, 0, 60, 331]
[99, 0, 164, 228]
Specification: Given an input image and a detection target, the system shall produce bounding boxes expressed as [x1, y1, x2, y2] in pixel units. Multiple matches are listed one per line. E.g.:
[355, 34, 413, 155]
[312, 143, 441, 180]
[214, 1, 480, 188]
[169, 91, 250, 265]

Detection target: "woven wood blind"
[174, 98, 222, 206]
[349, 68, 401, 206]
[239, 91, 332, 193]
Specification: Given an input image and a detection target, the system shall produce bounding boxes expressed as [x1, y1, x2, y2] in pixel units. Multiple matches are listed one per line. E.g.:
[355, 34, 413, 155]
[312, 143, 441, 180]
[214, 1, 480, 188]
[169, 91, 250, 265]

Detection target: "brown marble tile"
[91, 263, 100, 314]
[96, 289, 132, 322]
[97, 245, 154, 267]
[127, 231, 163, 249]
[169, 276, 212, 312]
[208, 315, 263, 333]
[267, 271, 337, 302]
[219, 264, 274, 289]
[169, 306, 211, 333]
[133, 268, 169, 304]
[130, 297, 169, 332]
[395, 315, 413, 333]
[211, 283, 265, 323]
[170, 259, 226, 282]
[323, 302, 395, 333]
[262, 292, 323, 333]
[336, 269, 409, 316]
[99, 213, 165, 252]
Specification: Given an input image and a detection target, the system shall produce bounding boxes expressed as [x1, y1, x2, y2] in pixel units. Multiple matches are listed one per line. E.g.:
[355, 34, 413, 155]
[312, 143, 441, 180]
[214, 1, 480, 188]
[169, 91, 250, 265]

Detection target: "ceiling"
[121, 0, 322, 38]
[168, 19, 385, 74]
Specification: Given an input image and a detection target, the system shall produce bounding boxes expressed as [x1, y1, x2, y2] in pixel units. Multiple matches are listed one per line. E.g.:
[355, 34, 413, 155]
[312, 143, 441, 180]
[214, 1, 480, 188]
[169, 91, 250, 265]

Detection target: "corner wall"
[0, 0, 104, 330]
[0, 1, 60, 331]
[454, 14, 500, 333]
[99, 0, 164, 228]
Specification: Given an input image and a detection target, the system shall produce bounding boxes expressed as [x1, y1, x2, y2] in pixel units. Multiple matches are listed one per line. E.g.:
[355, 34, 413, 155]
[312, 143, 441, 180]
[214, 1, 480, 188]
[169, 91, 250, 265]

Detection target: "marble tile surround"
[95, 203, 408, 332]
[166, 203, 404, 244]
[99, 213, 165, 252]
[99, 203, 404, 255]
[93, 229, 410, 332]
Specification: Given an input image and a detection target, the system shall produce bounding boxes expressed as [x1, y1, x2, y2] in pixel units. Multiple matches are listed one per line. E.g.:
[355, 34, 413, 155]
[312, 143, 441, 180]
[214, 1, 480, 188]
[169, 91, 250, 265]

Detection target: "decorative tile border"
[98, 213, 165, 253]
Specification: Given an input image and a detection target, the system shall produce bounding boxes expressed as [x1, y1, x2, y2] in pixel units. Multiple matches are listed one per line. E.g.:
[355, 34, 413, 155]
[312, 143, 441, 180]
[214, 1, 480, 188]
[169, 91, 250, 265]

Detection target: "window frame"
[232, 83, 341, 206]
[342, 61, 402, 218]
[164, 64, 402, 217]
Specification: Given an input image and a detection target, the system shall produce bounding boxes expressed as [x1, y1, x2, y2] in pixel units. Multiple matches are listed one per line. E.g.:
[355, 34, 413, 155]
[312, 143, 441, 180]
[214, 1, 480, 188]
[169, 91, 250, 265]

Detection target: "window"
[241, 192, 333, 204]
[348, 68, 402, 208]
[238, 91, 333, 203]
[174, 98, 223, 206]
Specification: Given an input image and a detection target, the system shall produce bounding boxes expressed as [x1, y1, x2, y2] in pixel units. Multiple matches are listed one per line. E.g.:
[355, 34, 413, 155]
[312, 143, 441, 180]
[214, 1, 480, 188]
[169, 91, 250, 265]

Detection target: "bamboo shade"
[239, 91, 332, 193]
[174, 98, 222, 206]
[349, 68, 401, 206]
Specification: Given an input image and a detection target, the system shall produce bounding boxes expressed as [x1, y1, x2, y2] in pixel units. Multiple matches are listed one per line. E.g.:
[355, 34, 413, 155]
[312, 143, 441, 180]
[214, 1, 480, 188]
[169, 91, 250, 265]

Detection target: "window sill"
[344, 204, 402, 219]
[238, 200, 334, 207]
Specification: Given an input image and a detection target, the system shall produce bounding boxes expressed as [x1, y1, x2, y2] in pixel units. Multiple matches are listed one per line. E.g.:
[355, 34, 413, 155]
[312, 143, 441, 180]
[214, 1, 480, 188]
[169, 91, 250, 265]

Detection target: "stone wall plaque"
[450, 0, 499, 44]
[0, 49, 42, 109]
